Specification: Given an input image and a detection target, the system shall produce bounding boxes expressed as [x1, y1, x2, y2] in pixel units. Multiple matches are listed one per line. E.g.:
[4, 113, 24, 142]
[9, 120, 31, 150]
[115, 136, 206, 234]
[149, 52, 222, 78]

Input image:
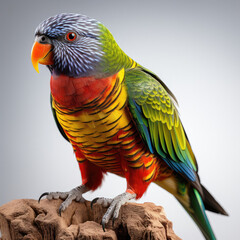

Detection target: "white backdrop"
[0, 1, 239, 239]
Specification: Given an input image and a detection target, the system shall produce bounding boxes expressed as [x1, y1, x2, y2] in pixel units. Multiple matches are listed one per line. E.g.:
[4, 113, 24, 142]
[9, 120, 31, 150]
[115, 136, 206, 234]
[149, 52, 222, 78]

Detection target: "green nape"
[98, 23, 137, 75]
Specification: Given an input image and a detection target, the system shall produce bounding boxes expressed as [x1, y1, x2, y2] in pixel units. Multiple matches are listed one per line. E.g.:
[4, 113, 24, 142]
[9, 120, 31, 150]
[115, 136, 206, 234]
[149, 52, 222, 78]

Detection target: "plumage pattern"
[36, 13, 103, 77]
[31, 13, 228, 240]
[35, 13, 100, 38]
[51, 68, 173, 197]
[126, 68, 198, 182]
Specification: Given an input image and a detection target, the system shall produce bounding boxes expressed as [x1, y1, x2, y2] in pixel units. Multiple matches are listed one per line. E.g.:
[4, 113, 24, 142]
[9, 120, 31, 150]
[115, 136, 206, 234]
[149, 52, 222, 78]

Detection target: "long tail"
[176, 187, 216, 240]
[201, 184, 228, 216]
[155, 179, 228, 240]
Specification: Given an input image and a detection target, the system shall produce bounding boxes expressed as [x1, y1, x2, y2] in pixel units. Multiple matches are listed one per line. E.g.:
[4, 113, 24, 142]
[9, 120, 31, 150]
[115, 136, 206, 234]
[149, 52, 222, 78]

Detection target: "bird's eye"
[66, 32, 77, 42]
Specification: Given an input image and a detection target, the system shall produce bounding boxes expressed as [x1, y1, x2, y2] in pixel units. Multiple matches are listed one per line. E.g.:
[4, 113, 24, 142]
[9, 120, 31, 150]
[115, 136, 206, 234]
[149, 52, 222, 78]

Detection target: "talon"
[101, 220, 106, 232]
[38, 192, 49, 203]
[98, 192, 136, 232]
[91, 197, 99, 209]
[112, 217, 116, 227]
[58, 205, 63, 216]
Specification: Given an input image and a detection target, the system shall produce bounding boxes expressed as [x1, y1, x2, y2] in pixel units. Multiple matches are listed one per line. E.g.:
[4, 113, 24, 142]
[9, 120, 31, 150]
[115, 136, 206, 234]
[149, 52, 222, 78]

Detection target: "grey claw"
[38, 192, 49, 203]
[58, 205, 63, 217]
[99, 192, 136, 232]
[101, 219, 106, 232]
[112, 217, 116, 227]
[91, 197, 99, 209]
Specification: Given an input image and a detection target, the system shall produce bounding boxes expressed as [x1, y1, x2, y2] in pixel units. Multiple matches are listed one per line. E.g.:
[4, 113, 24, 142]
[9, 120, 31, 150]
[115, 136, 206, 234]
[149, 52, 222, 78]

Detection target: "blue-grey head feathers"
[35, 13, 105, 77]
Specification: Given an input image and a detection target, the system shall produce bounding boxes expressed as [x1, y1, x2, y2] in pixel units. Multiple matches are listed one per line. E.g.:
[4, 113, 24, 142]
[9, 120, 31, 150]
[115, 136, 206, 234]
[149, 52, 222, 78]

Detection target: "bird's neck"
[50, 69, 124, 109]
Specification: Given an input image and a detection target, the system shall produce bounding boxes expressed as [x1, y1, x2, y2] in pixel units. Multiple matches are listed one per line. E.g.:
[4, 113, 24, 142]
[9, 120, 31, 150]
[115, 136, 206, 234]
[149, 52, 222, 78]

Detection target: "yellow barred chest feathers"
[52, 71, 142, 175]
[53, 77, 131, 148]
[52, 70, 171, 180]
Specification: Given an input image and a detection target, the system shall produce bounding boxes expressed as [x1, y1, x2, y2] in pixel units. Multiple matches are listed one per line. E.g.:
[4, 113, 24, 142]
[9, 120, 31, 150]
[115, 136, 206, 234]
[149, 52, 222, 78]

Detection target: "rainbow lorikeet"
[31, 13, 227, 239]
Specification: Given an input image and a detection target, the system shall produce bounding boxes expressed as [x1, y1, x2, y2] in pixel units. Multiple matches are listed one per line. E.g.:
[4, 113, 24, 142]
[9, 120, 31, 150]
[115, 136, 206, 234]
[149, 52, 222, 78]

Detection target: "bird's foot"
[39, 185, 88, 215]
[91, 191, 136, 231]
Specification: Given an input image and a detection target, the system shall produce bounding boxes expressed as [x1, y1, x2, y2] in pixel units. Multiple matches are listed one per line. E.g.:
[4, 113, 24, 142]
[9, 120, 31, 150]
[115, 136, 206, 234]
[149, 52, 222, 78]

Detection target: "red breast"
[50, 73, 116, 108]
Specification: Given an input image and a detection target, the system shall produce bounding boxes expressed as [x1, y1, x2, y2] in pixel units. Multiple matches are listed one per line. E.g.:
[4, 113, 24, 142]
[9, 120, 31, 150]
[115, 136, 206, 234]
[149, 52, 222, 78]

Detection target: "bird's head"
[31, 13, 128, 78]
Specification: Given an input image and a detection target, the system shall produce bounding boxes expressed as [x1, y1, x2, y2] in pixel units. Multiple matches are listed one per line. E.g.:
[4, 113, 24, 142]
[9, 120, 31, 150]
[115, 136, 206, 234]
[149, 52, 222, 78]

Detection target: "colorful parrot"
[31, 13, 227, 239]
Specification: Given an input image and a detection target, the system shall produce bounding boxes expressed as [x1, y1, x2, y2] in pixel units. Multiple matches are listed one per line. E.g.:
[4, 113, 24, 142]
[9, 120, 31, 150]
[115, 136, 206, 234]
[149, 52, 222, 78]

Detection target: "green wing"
[125, 67, 198, 183]
[50, 94, 69, 142]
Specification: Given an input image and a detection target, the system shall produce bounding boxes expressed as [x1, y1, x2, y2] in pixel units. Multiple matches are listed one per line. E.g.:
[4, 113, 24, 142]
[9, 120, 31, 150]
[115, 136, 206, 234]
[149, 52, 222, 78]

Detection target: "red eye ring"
[66, 32, 77, 41]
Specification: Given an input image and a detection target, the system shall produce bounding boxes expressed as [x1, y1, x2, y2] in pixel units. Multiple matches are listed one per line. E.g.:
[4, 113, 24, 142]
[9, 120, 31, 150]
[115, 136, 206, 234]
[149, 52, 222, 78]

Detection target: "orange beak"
[31, 41, 54, 73]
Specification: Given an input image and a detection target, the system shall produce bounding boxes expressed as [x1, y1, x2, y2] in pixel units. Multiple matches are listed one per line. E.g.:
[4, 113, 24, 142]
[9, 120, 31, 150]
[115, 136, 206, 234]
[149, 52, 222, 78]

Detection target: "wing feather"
[125, 67, 198, 183]
[50, 94, 69, 142]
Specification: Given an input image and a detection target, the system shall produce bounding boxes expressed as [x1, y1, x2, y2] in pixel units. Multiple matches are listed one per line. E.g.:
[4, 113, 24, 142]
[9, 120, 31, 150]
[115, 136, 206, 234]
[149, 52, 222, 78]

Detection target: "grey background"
[0, 0, 239, 239]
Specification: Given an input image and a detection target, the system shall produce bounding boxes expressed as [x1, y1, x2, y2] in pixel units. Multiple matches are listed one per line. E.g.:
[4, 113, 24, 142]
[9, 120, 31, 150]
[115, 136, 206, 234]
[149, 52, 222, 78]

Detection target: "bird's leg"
[91, 190, 136, 231]
[39, 184, 89, 215]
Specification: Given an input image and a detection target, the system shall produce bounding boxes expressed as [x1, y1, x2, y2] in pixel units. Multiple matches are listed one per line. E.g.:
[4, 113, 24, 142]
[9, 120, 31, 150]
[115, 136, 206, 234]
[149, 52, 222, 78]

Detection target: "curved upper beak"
[31, 36, 54, 73]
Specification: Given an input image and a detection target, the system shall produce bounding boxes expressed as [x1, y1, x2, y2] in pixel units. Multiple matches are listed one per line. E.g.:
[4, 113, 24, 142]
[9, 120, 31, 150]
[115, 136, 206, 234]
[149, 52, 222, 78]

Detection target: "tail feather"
[155, 178, 228, 240]
[201, 185, 228, 216]
[177, 187, 216, 240]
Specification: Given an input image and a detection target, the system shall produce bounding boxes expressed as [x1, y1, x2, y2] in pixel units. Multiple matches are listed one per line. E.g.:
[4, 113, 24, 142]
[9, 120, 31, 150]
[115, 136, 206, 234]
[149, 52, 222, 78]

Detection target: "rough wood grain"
[0, 199, 181, 240]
